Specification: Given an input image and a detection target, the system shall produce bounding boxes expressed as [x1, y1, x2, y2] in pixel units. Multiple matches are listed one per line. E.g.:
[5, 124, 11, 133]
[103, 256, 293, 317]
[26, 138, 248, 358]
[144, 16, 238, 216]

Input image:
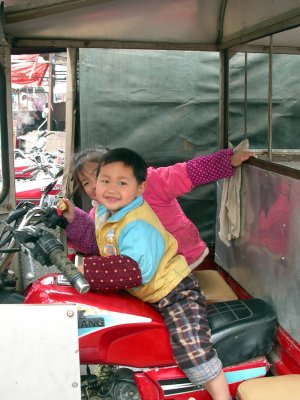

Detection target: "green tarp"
[78, 49, 300, 244]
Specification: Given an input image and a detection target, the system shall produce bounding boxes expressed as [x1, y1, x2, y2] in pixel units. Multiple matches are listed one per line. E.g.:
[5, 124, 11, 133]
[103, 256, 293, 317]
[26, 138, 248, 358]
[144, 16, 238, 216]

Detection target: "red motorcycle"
[15, 176, 62, 204]
[14, 129, 64, 204]
[14, 151, 37, 179]
[14, 156, 63, 204]
[0, 200, 277, 400]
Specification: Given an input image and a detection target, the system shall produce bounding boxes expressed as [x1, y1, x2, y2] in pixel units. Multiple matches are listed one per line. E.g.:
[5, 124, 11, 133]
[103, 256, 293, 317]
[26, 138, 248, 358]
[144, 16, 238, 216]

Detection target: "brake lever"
[5, 202, 35, 224]
[6, 208, 30, 224]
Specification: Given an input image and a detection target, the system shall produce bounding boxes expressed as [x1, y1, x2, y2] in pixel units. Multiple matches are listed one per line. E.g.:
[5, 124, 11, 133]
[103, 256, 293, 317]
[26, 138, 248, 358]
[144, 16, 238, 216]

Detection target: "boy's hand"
[57, 198, 75, 223]
[231, 151, 256, 167]
[77, 264, 84, 274]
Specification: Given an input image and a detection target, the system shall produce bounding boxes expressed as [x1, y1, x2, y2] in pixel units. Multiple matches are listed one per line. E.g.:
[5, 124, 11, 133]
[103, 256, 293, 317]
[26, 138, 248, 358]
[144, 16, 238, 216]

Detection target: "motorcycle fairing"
[24, 273, 176, 367]
[77, 303, 152, 338]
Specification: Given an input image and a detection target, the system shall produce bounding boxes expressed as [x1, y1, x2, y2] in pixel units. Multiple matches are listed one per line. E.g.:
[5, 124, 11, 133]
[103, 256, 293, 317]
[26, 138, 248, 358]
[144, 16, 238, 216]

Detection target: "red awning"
[11, 54, 49, 86]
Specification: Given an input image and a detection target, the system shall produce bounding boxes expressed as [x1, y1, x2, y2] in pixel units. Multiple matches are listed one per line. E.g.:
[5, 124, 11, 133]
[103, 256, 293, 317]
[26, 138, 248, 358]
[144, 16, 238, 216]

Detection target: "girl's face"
[96, 161, 145, 214]
[77, 161, 98, 201]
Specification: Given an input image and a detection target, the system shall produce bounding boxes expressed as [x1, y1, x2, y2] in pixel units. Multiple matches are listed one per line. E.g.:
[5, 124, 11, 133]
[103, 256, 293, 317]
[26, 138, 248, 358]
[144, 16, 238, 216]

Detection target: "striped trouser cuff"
[183, 353, 222, 386]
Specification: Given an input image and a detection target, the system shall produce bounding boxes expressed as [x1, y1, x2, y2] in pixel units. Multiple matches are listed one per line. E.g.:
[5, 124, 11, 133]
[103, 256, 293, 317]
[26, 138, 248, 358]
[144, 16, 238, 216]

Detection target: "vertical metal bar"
[60, 48, 77, 247]
[0, 2, 12, 205]
[244, 51, 248, 139]
[268, 35, 273, 161]
[219, 49, 229, 149]
[0, 62, 10, 202]
[64, 47, 77, 198]
[0, 1, 5, 45]
[47, 53, 54, 131]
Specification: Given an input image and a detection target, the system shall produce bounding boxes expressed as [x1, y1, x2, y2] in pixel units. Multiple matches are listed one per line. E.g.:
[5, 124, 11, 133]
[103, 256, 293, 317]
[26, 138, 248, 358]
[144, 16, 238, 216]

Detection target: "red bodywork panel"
[24, 273, 175, 367]
[134, 357, 270, 399]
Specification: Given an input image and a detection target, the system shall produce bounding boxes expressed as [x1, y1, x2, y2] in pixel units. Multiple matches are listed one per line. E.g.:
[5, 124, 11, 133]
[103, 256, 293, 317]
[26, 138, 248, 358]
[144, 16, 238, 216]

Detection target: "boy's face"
[96, 161, 145, 214]
[77, 161, 98, 201]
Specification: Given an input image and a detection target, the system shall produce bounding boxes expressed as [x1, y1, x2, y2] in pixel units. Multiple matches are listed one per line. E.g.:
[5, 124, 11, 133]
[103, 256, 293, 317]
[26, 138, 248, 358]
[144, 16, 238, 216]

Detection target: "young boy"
[88, 147, 231, 400]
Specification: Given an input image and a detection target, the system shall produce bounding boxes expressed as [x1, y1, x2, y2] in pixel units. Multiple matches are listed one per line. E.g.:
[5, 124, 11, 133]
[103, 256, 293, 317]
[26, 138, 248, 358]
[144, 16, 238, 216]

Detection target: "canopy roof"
[1, 0, 300, 51]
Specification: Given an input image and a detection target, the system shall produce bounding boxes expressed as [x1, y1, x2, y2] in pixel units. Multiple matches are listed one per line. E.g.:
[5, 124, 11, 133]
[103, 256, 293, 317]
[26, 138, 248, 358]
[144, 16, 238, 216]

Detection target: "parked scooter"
[14, 129, 64, 181]
[14, 127, 64, 204]
[14, 148, 37, 179]
[0, 189, 277, 399]
[14, 150, 64, 181]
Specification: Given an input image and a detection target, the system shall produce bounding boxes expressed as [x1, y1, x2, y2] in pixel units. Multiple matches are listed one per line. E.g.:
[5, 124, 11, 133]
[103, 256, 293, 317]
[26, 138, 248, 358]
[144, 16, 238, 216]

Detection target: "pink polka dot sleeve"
[66, 207, 99, 255]
[186, 149, 234, 186]
[83, 255, 142, 292]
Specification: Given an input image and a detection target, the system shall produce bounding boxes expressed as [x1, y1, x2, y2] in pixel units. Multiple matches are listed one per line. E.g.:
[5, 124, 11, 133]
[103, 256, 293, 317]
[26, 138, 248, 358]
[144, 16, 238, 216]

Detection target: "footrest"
[237, 375, 300, 400]
[194, 270, 238, 303]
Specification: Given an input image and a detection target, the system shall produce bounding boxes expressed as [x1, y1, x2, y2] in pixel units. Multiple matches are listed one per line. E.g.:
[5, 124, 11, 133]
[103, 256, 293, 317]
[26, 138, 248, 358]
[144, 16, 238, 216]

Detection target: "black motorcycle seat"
[207, 298, 277, 367]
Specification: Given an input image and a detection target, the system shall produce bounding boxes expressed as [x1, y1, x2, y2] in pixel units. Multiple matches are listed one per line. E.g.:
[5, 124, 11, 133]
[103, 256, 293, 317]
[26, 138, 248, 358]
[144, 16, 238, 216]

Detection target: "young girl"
[65, 145, 253, 269]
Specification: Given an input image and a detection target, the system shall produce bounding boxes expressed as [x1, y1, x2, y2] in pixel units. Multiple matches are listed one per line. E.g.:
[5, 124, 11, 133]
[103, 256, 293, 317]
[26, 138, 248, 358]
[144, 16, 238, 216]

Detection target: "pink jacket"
[66, 149, 234, 267]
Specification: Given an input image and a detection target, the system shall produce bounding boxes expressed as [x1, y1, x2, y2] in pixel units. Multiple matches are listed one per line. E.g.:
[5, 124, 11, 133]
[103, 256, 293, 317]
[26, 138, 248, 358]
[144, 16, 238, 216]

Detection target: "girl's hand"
[231, 151, 256, 167]
[57, 198, 76, 223]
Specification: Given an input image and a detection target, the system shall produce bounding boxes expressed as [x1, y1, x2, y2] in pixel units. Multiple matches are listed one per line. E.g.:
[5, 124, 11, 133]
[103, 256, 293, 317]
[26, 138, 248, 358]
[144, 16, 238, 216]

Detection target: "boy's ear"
[138, 181, 146, 195]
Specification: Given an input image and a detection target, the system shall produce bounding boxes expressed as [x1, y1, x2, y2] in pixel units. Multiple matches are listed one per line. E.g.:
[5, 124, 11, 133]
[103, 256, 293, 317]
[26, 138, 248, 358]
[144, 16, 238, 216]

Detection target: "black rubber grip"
[50, 250, 90, 294]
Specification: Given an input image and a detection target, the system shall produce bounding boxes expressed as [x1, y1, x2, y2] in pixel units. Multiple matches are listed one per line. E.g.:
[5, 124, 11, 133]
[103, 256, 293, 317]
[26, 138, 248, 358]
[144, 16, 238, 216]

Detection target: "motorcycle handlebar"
[50, 250, 90, 294]
[20, 165, 39, 174]
[1, 206, 90, 295]
[0, 207, 44, 272]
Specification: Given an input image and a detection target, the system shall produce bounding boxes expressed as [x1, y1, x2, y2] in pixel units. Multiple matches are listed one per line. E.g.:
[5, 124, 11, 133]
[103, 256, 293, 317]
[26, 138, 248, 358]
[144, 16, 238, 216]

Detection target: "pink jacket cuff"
[186, 148, 234, 186]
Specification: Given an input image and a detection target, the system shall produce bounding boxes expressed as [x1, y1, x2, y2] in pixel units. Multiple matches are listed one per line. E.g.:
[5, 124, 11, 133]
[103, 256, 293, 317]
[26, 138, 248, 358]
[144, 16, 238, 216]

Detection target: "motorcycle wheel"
[112, 381, 141, 400]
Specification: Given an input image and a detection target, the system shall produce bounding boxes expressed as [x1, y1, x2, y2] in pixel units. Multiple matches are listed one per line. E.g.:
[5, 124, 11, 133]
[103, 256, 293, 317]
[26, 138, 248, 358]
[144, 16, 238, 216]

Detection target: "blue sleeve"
[118, 220, 165, 284]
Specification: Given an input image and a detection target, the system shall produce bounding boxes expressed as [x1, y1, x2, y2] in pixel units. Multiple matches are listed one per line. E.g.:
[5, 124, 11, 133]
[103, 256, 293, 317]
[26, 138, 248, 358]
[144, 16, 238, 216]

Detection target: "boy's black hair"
[100, 148, 147, 184]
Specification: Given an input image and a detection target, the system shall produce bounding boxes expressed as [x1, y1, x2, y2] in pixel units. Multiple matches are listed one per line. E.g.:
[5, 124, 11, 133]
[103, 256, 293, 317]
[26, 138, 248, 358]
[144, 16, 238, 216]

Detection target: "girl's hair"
[100, 148, 147, 184]
[72, 145, 110, 191]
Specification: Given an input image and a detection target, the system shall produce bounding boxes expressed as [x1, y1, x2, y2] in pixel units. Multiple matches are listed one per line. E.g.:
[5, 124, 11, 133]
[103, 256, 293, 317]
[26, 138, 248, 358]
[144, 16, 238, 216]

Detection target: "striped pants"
[152, 274, 222, 384]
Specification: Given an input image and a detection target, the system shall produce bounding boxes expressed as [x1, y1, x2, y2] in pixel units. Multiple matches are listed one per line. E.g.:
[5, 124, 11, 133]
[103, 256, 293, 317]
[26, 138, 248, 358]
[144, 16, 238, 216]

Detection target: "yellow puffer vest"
[95, 200, 191, 303]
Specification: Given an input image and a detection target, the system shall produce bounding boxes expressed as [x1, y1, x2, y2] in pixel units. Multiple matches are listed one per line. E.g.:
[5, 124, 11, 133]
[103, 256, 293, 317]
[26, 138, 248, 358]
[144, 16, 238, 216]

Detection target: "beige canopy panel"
[1, 0, 300, 50]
